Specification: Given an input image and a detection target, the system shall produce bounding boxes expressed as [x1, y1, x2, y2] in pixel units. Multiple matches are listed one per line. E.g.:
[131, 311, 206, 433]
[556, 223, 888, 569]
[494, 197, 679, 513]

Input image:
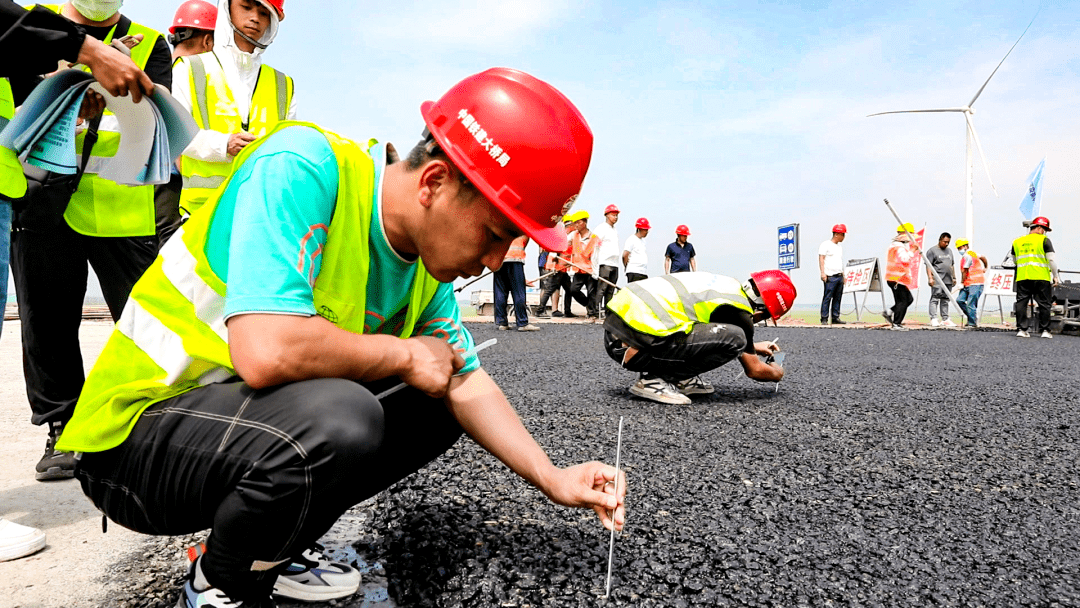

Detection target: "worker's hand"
[820, 273, 827, 282]
[228, 132, 257, 157]
[77, 89, 106, 121]
[928, 276, 935, 287]
[540, 462, 626, 532]
[525, 279, 536, 287]
[76, 36, 154, 103]
[755, 341, 780, 356]
[400, 336, 465, 398]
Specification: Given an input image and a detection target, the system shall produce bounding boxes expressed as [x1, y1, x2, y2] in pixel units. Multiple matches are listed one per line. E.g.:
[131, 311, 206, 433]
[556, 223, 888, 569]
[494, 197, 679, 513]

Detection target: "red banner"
[907, 228, 925, 289]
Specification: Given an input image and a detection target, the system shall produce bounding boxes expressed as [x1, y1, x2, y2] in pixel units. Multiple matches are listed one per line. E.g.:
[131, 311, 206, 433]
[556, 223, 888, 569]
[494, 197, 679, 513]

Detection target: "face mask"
[71, 0, 123, 22]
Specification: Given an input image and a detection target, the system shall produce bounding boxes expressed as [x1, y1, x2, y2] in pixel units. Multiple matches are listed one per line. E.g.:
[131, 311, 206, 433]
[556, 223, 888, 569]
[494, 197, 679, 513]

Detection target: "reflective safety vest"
[571, 231, 597, 275]
[964, 251, 986, 286]
[57, 121, 443, 453]
[177, 53, 294, 213]
[553, 226, 573, 272]
[42, 5, 162, 236]
[503, 235, 528, 263]
[1013, 233, 1050, 282]
[0, 78, 26, 198]
[885, 240, 916, 289]
[607, 273, 753, 338]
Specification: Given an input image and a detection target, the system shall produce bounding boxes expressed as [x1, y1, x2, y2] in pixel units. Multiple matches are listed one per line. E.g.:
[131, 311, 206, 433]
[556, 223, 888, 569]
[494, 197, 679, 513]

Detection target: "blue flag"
[1018, 157, 1045, 221]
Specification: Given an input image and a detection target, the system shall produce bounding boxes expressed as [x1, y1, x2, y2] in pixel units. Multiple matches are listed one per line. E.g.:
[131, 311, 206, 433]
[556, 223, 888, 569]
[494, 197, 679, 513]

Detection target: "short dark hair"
[939, 232, 951, 240]
[404, 131, 479, 198]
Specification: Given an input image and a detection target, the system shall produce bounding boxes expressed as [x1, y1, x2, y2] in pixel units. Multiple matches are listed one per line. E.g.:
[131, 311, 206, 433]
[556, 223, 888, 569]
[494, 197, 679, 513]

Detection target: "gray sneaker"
[517, 324, 540, 332]
[629, 376, 691, 405]
[675, 376, 714, 395]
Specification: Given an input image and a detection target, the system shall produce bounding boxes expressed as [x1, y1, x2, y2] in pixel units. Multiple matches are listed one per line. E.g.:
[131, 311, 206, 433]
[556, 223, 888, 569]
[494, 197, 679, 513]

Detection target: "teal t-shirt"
[205, 126, 479, 373]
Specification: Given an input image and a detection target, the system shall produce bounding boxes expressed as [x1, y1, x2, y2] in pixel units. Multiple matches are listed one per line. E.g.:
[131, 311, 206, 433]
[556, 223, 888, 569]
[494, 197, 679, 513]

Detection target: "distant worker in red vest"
[493, 235, 539, 331]
[954, 239, 988, 328]
[882, 223, 920, 331]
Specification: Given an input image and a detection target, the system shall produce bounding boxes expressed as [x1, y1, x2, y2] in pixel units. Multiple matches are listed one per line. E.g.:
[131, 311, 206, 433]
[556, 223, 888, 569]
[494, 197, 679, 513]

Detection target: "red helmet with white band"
[749, 270, 797, 321]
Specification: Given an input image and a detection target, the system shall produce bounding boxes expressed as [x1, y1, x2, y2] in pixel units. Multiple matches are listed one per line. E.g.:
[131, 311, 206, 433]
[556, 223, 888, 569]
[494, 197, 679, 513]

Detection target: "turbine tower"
[868, 18, 1036, 243]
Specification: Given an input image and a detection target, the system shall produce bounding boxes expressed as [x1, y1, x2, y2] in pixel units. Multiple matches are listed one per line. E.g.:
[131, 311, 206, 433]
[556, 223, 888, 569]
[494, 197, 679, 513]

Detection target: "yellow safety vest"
[59, 121, 442, 453]
[607, 273, 753, 337]
[40, 5, 162, 236]
[177, 52, 293, 213]
[1013, 233, 1050, 282]
[0, 78, 26, 198]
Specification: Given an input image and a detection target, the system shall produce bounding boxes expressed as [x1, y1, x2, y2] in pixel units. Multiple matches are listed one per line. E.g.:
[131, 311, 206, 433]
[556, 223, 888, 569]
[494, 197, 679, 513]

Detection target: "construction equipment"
[1051, 273, 1080, 335]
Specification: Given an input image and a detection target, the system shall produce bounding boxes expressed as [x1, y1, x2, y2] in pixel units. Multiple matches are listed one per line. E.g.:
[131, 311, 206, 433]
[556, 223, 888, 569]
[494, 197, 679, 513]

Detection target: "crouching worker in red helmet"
[603, 271, 795, 405]
[53, 68, 625, 608]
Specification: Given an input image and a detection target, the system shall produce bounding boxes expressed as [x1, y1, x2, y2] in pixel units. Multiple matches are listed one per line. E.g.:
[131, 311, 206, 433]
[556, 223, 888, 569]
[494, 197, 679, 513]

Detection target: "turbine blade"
[969, 10, 1040, 107]
[867, 108, 967, 117]
[965, 113, 998, 197]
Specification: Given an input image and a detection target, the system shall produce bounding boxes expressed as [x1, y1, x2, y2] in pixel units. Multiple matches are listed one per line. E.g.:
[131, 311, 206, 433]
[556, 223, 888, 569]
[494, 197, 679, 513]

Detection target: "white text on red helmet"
[458, 109, 511, 168]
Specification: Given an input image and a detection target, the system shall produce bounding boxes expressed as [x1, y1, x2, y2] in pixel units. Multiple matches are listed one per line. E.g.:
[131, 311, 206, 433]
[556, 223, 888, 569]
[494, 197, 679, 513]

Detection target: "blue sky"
[24, 0, 1080, 308]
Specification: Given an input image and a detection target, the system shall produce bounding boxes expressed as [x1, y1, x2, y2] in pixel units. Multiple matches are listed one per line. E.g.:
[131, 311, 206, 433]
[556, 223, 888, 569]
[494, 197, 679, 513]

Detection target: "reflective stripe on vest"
[607, 273, 753, 337]
[1013, 233, 1050, 282]
[179, 53, 294, 213]
[964, 252, 986, 286]
[571, 232, 597, 274]
[0, 78, 26, 198]
[503, 236, 528, 263]
[40, 6, 160, 236]
[58, 121, 442, 453]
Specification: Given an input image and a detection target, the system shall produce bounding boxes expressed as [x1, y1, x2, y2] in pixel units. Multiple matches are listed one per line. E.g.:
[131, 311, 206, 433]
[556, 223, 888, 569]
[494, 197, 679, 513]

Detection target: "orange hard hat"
[1032, 216, 1051, 231]
[749, 270, 797, 320]
[169, 0, 217, 35]
[604, 204, 620, 215]
[832, 223, 847, 234]
[675, 224, 690, 236]
[421, 68, 593, 253]
[635, 217, 650, 230]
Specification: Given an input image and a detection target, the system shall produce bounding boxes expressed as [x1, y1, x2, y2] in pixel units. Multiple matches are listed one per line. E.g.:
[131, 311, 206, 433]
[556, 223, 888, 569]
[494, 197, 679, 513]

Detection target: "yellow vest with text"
[1013, 233, 1050, 282]
[177, 52, 294, 213]
[58, 121, 442, 453]
[43, 5, 162, 236]
[607, 273, 754, 337]
[0, 78, 26, 198]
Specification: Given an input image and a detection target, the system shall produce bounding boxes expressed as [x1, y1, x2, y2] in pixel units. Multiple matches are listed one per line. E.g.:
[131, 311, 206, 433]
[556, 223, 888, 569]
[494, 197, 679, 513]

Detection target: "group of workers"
[818, 218, 1063, 336]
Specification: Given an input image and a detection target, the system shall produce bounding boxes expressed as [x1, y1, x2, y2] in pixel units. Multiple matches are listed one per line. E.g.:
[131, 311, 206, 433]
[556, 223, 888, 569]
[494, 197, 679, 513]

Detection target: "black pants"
[537, 271, 570, 314]
[76, 376, 462, 602]
[887, 281, 913, 325]
[625, 272, 648, 284]
[569, 273, 598, 317]
[1015, 279, 1052, 333]
[153, 172, 183, 251]
[593, 265, 619, 316]
[603, 323, 746, 382]
[10, 222, 157, 427]
[820, 274, 844, 322]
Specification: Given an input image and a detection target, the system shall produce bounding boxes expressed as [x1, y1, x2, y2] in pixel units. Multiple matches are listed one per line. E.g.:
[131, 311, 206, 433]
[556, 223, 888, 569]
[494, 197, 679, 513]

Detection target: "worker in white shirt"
[818, 223, 846, 325]
[591, 204, 621, 314]
[622, 217, 650, 283]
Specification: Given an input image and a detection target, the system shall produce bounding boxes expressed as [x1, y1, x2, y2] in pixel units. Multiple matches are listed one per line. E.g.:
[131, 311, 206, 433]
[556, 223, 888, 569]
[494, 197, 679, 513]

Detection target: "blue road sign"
[778, 223, 799, 270]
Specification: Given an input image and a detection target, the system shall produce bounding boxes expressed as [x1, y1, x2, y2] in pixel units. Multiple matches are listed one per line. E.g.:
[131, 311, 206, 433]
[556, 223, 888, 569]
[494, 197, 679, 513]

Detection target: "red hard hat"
[675, 224, 690, 236]
[832, 223, 847, 234]
[1032, 216, 1051, 231]
[261, 0, 285, 20]
[421, 68, 593, 253]
[635, 217, 650, 230]
[604, 204, 620, 215]
[750, 270, 797, 321]
[169, 0, 217, 34]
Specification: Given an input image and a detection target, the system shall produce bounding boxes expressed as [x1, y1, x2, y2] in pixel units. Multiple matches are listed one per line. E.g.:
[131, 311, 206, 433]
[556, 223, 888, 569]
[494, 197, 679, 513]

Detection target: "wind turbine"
[868, 16, 1037, 243]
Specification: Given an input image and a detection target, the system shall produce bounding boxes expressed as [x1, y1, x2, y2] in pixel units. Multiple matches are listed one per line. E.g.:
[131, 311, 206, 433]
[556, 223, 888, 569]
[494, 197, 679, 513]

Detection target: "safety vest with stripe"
[502, 235, 528, 263]
[1013, 233, 1050, 282]
[571, 231, 597, 275]
[177, 52, 294, 213]
[0, 78, 25, 198]
[57, 121, 442, 453]
[963, 251, 986, 286]
[553, 226, 573, 272]
[607, 273, 753, 338]
[885, 240, 916, 289]
[42, 5, 162, 236]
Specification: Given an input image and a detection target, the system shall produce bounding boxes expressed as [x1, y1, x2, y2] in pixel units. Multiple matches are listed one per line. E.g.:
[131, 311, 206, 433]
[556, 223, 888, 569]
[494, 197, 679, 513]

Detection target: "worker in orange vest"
[955, 239, 988, 328]
[535, 217, 574, 318]
[493, 235, 539, 331]
[882, 223, 920, 330]
[566, 210, 600, 321]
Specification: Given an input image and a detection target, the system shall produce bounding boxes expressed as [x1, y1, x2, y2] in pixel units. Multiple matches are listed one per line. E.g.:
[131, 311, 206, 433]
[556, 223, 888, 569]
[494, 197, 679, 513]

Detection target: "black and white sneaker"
[273, 544, 361, 602]
[675, 376, 715, 395]
[629, 376, 691, 405]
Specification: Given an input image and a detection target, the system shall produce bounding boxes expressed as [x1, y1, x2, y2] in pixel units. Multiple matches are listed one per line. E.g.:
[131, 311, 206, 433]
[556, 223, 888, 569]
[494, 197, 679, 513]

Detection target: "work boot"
[36, 421, 76, 481]
[831, 318, 846, 325]
[551, 311, 564, 318]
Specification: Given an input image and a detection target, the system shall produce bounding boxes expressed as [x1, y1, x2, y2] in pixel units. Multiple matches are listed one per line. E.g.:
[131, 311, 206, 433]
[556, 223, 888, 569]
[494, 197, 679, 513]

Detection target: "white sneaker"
[675, 376, 715, 395]
[273, 544, 361, 602]
[629, 376, 691, 405]
[1041, 331, 1053, 339]
[516, 324, 540, 332]
[0, 518, 46, 562]
[931, 318, 941, 327]
[943, 319, 957, 327]
[1017, 330, 1031, 338]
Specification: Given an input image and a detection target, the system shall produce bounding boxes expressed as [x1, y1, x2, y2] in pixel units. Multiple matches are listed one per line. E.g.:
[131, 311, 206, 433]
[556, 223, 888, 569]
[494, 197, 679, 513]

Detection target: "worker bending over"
[603, 271, 794, 405]
[172, 0, 295, 215]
